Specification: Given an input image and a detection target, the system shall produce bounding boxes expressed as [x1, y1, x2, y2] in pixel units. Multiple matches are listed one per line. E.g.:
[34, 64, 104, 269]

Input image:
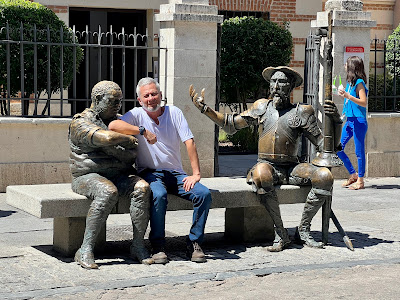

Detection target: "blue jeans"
[337, 117, 368, 177]
[140, 169, 212, 247]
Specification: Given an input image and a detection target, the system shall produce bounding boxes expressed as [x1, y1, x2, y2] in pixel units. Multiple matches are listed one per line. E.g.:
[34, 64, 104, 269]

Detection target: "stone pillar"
[156, 0, 223, 177]
[311, 0, 376, 178]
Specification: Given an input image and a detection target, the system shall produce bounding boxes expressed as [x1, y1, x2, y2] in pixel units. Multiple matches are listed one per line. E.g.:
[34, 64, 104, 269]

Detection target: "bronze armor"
[238, 99, 323, 164]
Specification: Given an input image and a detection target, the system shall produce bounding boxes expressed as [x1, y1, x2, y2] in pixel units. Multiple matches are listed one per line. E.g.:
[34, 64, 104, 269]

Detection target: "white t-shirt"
[120, 105, 194, 173]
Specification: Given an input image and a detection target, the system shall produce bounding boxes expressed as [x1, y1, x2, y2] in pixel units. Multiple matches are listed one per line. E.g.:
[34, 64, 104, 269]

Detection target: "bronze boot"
[259, 191, 291, 252]
[129, 191, 153, 265]
[74, 248, 98, 269]
[295, 188, 328, 248]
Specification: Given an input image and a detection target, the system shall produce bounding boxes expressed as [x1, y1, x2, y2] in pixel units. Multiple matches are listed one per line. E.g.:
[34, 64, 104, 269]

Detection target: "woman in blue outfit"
[337, 56, 368, 190]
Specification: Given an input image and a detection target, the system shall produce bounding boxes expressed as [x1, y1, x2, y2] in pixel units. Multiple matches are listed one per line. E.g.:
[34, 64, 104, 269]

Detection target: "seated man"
[190, 66, 342, 251]
[109, 77, 212, 264]
[69, 80, 153, 269]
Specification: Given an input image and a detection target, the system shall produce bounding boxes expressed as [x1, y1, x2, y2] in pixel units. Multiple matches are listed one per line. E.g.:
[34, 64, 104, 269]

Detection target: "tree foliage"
[220, 17, 292, 111]
[386, 24, 400, 77]
[0, 0, 83, 97]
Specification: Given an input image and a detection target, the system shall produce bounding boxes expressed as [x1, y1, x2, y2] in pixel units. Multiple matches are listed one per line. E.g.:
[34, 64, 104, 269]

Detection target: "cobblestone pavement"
[1, 155, 400, 299]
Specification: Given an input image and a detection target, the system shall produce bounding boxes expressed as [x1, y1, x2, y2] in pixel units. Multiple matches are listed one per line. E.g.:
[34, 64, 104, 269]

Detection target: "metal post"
[72, 25, 77, 114]
[33, 24, 38, 115]
[60, 26, 64, 116]
[97, 25, 102, 83]
[121, 27, 126, 112]
[109, 25, 114, 82]
[85, 25, 90, 108]
[6, 22, 11, 115]
[20, 22, 26, 115]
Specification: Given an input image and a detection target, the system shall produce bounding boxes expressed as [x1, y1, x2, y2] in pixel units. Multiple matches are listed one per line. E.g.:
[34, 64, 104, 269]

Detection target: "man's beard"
[142, 103, 161, 112]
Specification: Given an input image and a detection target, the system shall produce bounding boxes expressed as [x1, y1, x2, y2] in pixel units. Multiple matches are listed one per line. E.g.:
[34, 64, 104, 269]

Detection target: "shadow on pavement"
[306, 230, 394, 250]
[32, 233, 247, 266]
[0, 210, 17, 218]
[31, 228, 394, 268]
[368, 184, 400, 190]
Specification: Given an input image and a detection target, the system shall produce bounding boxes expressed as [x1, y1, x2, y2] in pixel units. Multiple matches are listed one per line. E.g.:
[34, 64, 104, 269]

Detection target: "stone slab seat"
[6, 177, 311, 256]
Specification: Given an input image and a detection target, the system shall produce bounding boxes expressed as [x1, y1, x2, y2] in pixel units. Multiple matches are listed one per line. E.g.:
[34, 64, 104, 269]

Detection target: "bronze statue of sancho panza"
[69, 81, 153, 269]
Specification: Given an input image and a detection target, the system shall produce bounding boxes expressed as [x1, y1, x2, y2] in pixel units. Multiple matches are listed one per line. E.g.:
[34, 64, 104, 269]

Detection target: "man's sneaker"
[186, 241, 206, 263]
[151, 245, 168, 264]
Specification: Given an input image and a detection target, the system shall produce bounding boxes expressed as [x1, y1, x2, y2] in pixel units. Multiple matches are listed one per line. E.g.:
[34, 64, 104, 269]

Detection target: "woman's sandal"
[342, 176, 358, 187]
[348, 182, 365, 190]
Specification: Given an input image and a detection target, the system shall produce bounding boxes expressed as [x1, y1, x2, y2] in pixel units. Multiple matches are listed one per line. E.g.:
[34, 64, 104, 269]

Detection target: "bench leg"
[225, 207, 274, 242]
[53, 217, 106, 256]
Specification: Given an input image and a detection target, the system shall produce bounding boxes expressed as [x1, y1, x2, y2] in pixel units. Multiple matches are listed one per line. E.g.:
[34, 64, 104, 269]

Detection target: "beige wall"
[0, 118, 72, 192]
[296, 0, 324, 15]
[364, 0, 397, 40]
[333, 112, 400, 178]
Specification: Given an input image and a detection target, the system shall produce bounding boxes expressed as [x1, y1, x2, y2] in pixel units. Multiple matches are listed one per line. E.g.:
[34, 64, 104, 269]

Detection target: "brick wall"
[46, 5, 68, 14]
[364, 2, 395, 31]
[210, 0, 269, 12]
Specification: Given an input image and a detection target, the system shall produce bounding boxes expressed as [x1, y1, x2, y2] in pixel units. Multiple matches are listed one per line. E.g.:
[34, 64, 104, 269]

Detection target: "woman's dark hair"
[346, 56, 367, 86]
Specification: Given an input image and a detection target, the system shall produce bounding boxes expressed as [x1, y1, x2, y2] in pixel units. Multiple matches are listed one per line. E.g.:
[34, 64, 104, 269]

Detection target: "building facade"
[33, 0, 399, 103]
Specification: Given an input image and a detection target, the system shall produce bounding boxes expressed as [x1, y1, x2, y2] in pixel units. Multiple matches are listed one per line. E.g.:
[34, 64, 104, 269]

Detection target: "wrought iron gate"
[0, 23, 167, 117]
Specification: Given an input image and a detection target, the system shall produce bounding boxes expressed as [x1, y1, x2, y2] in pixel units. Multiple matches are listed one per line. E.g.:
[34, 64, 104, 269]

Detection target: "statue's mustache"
[269, 90, 286, 99]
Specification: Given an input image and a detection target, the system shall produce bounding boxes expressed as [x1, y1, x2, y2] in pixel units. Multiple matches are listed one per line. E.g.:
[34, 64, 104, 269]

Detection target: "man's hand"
[189, 85, 207, 113]
[143, 130, 157, 144]
[324, 100, 342, 123]
[182, 174, 201, 192]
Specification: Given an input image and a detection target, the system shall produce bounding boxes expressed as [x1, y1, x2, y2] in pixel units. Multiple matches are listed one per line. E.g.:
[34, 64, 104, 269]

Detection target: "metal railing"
[369, 37, 400, 112]
[0, 23, 167, 117]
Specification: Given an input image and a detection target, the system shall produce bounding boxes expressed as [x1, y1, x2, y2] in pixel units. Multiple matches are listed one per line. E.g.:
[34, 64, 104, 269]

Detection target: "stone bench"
[6, 177, 312, 256]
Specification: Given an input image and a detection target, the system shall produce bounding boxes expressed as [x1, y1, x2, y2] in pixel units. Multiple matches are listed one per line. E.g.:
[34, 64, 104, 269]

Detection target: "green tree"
[386, 24, 400, 77]
[0, 0, 83, 115]
[220, 16, 292, 112]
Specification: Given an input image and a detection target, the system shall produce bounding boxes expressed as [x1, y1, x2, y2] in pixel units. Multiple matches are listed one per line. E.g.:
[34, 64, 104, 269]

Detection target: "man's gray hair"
[136, 77, 160, 98]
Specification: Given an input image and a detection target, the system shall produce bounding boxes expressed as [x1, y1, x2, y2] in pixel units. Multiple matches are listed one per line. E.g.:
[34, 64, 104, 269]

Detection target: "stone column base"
[225, 207, 274, 242]
[53, 217, 106, 256]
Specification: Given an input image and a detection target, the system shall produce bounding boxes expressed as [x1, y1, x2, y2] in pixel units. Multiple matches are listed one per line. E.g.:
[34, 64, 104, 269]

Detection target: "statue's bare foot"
[74, 248, 99, 269]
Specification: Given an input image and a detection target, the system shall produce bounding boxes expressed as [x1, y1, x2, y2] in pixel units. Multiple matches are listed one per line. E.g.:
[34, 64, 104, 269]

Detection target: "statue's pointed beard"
[270, 91, 290, 109]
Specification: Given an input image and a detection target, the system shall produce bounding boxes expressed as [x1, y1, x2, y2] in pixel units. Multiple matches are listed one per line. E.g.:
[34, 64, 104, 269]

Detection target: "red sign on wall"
[344, 46, 365, 64]
[345, 46, 364, 53]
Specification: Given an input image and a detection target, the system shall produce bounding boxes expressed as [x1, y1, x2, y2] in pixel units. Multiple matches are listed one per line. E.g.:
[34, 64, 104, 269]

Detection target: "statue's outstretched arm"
[189, 85, 248, 134]
[93, 129, 138, 150]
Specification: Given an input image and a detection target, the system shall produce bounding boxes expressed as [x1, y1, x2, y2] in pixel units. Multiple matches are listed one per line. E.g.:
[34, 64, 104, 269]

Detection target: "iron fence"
[0, 23, 167, 117]
[369, 37, 400, 112]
